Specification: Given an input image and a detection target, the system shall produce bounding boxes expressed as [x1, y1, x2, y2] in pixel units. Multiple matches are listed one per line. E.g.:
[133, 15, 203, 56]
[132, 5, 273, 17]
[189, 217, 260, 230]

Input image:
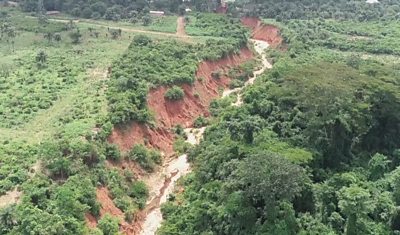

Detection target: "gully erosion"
[94, 18, 282, 235]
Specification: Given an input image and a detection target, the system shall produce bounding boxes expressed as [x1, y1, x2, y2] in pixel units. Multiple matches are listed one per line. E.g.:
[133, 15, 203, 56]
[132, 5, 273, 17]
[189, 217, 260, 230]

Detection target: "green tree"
[43, 32, 53, 43]
[338, 185, 374, 235]
[227, 116, 263, 144]
[142, 15, 152, 26]
[234, 152, 308, 221]
[53, 33, 61, 42]
[368, 153, 391, 181]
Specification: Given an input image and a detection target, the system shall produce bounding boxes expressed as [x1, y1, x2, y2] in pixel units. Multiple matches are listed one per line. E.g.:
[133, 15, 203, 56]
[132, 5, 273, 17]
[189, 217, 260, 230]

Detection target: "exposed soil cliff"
[148, 47, 254, 129]
[109, 47, 253, 156]
[109, 124, 174, 156]
[241, 17, 283, 48]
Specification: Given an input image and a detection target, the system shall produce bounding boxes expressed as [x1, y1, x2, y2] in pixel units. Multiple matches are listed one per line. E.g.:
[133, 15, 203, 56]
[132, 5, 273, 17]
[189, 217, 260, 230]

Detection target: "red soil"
[109, 123, 174, 156]
[241, 17, 283, 48]
[97, 187, 124, 218]
[148, 47, 254, 129]
[85, 213, 97, 229]
[89, 187, 142, 234]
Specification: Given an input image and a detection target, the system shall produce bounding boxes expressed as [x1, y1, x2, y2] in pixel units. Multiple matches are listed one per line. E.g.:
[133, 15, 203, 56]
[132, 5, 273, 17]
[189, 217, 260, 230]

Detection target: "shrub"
[173, 137, 191, 154]
[229, 79, 244, 89]
[98, 214, 119, 235]
[165, 86, 185, 100]
[211, 70, 222, 79]
[129, 181, 149, 209]
[173, 124, 185, 136]
[132, 35, 152, 46]
[193, 116, 209, 128]
[128, 144, 161, 171]
[125, 206, 138, 222]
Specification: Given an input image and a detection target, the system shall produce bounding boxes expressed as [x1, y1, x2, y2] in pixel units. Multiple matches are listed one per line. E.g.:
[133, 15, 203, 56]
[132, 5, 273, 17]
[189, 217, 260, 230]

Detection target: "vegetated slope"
[158, 12, 400, 235]
[0, 7, 185, 235]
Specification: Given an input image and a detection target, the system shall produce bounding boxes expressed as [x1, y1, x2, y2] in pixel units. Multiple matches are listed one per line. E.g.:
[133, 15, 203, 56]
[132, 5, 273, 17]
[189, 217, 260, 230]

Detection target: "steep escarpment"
[241, 17, 283, 48]
[109, 124, 175, 156]
[109, 48, 254, 155]
[148, 47, 254, 129]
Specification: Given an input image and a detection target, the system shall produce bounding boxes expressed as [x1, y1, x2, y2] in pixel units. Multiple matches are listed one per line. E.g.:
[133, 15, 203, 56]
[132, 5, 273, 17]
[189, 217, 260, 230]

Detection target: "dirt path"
[0, 189, 22, 208]
[176, 16, 187, 37]
[138, 39, 272, 235]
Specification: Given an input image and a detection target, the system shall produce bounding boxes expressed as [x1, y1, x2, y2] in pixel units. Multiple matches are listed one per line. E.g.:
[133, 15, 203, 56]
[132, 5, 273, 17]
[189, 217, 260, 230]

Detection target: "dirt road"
[176, 16, 187, 37]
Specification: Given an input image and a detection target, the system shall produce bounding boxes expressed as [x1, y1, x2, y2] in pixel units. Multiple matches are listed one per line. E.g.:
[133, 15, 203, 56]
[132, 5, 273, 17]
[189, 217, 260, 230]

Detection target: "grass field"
[0, 8, 190, 143]
[0, 9, 191, 195]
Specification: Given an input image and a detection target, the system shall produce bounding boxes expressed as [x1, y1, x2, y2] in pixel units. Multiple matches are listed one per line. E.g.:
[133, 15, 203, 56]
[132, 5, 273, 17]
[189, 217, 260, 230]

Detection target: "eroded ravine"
[138, 40, 271, 234]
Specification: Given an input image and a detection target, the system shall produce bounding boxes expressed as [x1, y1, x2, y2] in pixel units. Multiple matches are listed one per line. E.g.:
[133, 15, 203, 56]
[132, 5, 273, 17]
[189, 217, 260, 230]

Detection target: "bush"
[105, 143, 121, 162]
[98, 214, 119, 235]
[129, 181, 149, 209]
[128, 144, 161, 171]
[211, 70, 222, 79]
[132, 35, 152, 46]
[173, 137, 191, 154]
[193, 116, 209, 128]
[229, 79, 244, 89]
[165, 86, 185, 100]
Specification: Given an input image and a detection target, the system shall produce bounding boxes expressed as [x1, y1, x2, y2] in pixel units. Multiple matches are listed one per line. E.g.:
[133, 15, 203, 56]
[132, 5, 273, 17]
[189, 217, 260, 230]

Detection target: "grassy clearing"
[48, 14, 178, 33]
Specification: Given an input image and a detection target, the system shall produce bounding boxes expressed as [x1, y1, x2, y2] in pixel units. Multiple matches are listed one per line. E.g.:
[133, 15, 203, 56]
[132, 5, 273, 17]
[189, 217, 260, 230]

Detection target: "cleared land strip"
[26, 16, 192, 40]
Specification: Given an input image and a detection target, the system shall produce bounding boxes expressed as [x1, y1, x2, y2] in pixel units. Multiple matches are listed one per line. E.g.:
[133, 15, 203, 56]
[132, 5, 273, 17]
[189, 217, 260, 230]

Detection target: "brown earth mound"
[241, 17, 283, 48]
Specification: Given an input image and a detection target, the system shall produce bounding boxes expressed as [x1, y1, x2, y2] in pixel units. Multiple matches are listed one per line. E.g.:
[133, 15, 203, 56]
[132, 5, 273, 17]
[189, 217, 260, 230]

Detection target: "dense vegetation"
[159, 3, 400, 235]
[2, 0, 400, 234]
[19, 0, 184, 19]
[0, 5, 253, 234]
[0, 6, 161, 234]
[233, 0, 400, 21]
